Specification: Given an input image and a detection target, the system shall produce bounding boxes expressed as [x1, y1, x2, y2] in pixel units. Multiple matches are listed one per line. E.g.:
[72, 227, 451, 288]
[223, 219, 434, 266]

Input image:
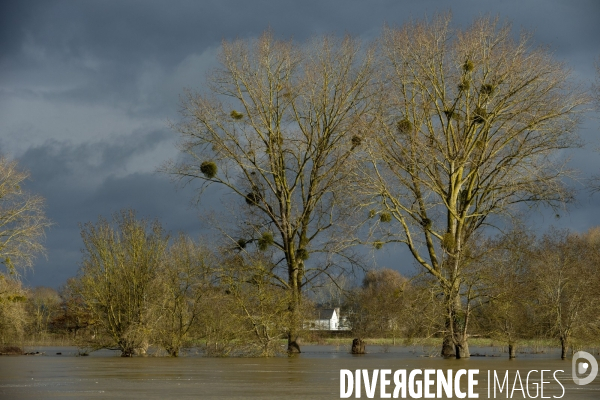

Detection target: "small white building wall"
[306, 308, 343, 330]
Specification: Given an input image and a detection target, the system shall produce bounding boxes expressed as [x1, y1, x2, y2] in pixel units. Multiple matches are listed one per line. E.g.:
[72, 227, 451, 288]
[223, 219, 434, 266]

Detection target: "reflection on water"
[0, 346, 598, 399]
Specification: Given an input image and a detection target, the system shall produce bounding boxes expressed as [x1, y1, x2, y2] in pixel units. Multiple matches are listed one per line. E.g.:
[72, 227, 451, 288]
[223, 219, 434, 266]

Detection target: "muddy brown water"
[0, 345, 598, 399]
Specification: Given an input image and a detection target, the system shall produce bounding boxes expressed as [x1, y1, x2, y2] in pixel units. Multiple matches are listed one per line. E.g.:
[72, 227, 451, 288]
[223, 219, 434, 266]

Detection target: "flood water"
[1, 345, 599, 399]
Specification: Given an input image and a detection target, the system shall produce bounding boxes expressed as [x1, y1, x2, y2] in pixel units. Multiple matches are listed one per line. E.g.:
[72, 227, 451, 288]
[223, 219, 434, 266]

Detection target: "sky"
[1, 0, 599, 289]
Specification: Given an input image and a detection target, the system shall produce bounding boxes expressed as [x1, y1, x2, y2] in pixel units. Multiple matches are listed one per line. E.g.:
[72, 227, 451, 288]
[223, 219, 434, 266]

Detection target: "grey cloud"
[5, 1, 599, 114]
[18, 140, 219, 288]
[21, 171, 210, 288]
[20, 128, 171, 182]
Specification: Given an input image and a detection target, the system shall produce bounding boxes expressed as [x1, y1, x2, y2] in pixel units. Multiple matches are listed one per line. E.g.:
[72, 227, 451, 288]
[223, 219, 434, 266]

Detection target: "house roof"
[316, 308, 337, 320]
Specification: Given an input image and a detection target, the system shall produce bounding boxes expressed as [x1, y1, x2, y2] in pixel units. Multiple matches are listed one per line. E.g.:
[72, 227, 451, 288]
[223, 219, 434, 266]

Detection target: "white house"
[305, 307, 350, 331]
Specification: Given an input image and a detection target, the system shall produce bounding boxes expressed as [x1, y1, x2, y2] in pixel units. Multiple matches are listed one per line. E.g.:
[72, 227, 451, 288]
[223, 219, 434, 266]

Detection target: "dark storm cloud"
[17, 131, 220, 287]
[4, 1, 599, 106]
[20, 170, 210, 288]
[17, 127, 212, 231]
[4, 0, 599, 113]
[1, 0, 599, 287]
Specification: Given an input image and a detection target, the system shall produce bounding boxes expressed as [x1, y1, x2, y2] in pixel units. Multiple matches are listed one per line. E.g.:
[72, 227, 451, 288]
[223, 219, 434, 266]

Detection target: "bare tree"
[199, 286, 239, 357]
[153, 234, 215, 357]
[0, 275, 28, 343]
[165, 32, 377, 353]
[26, 286, 61, 339]
[577, 227, 600, 344]
[75, 210, 169, 356]
[348, 269, 408, 340]
[0, 155, 51, 276]
[531, 228, 599, 359]
[219, 252, 300, 356]
[477, 228, 536, 358]
[52, 277, 95, 342]
[363, 15, 588, 358]
[345, 268, 445, 347]
[0, 156, 50, 345]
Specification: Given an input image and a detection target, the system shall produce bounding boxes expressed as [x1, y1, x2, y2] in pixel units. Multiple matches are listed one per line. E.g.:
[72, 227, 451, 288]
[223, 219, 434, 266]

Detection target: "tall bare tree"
[363, 15, 587, 358]
[165, 32, 377, 353]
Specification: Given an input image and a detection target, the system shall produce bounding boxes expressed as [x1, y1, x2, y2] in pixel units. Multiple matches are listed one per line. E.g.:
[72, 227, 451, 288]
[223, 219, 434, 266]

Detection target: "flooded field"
[1, 345, 598, 399]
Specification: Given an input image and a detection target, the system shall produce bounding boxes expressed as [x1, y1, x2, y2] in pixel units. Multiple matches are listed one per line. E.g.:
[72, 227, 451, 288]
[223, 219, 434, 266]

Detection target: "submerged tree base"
[455, 343, 470, 359]
[351, 338, 366, 354]
[441, 337, 470, 359]
[509, 344, 516, 359]
[288, 341, 301, 355]
[441, 339, 455, 358]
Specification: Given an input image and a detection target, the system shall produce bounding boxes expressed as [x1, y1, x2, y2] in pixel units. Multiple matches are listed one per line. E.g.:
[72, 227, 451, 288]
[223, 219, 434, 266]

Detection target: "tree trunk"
[288, 331, 301, 354]
[508, 343, 516, 359]
[166, 346, 179, 357]
[441, 294, 470, 359]
[118, 338, 134, 357]
[442, 295, 456, 358]
[120, 348, 134, 357]
[352, 338, 366, 354]
[560, 336, 568, 360]
[287, 261, 302, 354]
[441, 333, 455, 358]
[455, 335, 470, 359]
